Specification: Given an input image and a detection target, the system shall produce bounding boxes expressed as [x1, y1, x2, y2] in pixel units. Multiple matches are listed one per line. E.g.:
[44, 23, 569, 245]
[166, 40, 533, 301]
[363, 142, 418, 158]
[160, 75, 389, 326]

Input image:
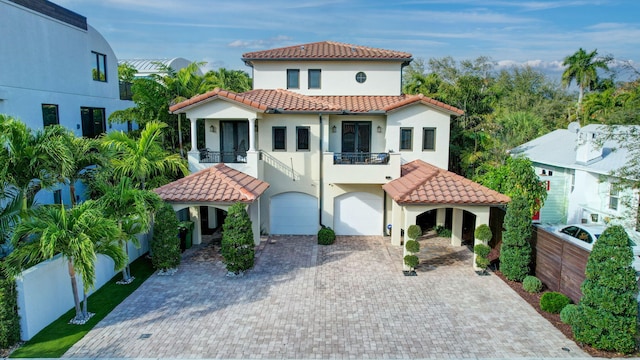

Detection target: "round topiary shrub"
[407, 224, 422, 241]
[474, 224, 493, 243]
[474, 244, 491, 269]
[405, 239, 420, 254]
[404, 254, 419, 270]
[560, 304, 579, 326]
[540, 292, 571, 313]
[221, 202, 255, 275]
[318, 227, 336, 245]
[522, 275, 543, 293]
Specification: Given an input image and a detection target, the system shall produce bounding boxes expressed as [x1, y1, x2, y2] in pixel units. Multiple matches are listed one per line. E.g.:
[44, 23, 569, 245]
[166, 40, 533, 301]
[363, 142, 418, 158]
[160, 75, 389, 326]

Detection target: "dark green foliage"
[317, 227, 335, 245]
[522, 275, 543, 293]
[540, 292, 571, 314]
[407, 225, 422, 240]
[404, 255, 419, 271]
[573, 225, 638, 353]
[0, 263, 20, 349]
[434, 225, 452, 238]
[474, 224, 492, 243]
[500, 195, 532, 281]
[474, 244, 491, 269]
[560, 304, 579, 326]
[221, 203, 255, 274]
[151, 202, 181, 271]
[405, 240, 420, 254]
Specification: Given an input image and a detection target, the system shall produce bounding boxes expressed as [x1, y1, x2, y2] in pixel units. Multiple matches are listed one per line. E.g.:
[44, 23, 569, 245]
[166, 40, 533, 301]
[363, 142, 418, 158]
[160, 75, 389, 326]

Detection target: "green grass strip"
[10, 256, 154, 358]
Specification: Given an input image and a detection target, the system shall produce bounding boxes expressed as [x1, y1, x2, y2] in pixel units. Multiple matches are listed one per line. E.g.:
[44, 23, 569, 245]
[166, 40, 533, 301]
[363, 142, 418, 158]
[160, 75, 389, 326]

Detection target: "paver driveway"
[64, 235, 587, 359]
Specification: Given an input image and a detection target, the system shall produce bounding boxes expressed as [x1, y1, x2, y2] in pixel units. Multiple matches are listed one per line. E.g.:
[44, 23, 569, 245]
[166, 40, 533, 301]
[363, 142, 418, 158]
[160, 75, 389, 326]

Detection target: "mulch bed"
[494, 270, 632, 358]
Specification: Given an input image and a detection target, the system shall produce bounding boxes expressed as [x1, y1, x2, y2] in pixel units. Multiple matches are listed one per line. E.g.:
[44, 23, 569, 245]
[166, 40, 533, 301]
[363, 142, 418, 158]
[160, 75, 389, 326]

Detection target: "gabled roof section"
[382, 160, 510, 205]
[242, 41, 412, 62]
[170, 89, 464, 115]
[154, 164, 269, 204]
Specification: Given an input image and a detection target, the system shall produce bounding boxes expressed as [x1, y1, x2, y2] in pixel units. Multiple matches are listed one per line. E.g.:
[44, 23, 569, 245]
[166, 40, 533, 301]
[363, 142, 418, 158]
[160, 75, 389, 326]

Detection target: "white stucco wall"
[250, 60, 404, 96]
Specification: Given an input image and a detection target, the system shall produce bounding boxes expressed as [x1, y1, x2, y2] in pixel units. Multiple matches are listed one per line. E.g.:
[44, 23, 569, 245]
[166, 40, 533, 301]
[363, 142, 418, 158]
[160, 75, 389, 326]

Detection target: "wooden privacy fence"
[531, 226, 590, 303]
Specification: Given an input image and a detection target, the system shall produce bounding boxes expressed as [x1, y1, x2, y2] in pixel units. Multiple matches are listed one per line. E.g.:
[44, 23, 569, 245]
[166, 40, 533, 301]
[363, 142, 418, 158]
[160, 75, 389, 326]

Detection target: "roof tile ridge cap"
[216, 165, 256, 201]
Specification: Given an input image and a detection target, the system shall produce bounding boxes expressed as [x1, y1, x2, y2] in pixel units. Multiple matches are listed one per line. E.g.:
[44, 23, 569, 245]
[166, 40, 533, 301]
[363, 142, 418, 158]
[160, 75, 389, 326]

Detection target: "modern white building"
[157, 41, 509, 247]
[511, 123, 639, 236]
[0, 0, 132, 204]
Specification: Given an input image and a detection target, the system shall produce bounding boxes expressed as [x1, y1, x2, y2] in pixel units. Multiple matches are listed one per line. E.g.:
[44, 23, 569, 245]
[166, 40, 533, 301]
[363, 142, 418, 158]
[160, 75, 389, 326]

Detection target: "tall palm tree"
[5, 201, 126, 323]
[0, 115, 72, 210]
[96, 176, 162, 283]
[101, 121, 188, 189]
[60, 131, 104, 206]
[0, 186, 22, 257]
[562, 48, 611, 106]
[206, 68, 252, 93]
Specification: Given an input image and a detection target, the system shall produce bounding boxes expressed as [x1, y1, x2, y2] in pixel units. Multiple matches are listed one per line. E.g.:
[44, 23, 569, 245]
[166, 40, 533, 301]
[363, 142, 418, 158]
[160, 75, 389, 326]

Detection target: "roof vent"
[300, 45, 305, 51]
[351, 47, 356, 52]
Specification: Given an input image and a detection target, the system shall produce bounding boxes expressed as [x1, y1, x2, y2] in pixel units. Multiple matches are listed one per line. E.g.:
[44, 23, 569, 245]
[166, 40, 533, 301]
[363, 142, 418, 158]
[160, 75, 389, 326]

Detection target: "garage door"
[270, 192, 318, 235]
[334, 192, 383, 235]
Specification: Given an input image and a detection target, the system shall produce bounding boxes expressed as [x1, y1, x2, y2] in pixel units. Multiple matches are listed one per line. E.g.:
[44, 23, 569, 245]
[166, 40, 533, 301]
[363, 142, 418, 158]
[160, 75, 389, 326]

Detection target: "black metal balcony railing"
[333, 152, 390, 165]
[199, 149, 247, 164]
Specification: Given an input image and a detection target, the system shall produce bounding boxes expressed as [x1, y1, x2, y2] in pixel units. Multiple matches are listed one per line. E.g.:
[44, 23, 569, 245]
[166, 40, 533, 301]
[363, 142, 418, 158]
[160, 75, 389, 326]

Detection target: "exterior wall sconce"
[377, 125, 382, 133]
[332, 125, 337, 133]
[210, 125, 216, 133]
[591, 213, 599, 222]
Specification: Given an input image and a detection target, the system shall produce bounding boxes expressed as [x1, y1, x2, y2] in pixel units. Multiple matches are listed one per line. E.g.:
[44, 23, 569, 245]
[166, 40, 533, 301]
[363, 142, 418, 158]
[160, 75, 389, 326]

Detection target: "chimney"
[575, 127, 602, 165]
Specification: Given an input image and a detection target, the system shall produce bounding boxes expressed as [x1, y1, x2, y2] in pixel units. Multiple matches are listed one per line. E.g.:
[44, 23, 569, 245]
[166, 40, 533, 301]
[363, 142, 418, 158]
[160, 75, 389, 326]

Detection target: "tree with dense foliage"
[562, 48, 611, 114]
[572, 225, 638, 353]
[101, 121, 188, 190]
[5, 201, 126, 323]
[499, 195, 531, 281]
[0, 262, 20, 348]
[151, 202, 181, 271]
[221, 202, 255, 275]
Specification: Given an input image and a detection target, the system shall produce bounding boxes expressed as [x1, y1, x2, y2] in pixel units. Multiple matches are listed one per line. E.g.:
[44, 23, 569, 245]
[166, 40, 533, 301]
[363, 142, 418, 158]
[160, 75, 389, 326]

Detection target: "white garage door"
[334, 192, 383, 235]
[270, 192, 318, 235]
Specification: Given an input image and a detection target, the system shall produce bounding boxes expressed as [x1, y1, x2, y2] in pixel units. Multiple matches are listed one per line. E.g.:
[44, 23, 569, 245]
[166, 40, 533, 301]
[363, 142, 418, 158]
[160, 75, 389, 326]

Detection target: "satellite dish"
[567, 122, 580, 133]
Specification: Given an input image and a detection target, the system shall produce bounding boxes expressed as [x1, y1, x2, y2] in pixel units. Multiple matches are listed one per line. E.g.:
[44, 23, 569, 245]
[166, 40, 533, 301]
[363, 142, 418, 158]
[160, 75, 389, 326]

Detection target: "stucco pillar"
[189, 206, 201, 245]
[390, 200, 403, 246]
[451, 208, 463, 246]
[248, 201, 261, 245]
[248, 117, 256, 152]
[189, 117, 198, 153]
[436, 208, 446, 227]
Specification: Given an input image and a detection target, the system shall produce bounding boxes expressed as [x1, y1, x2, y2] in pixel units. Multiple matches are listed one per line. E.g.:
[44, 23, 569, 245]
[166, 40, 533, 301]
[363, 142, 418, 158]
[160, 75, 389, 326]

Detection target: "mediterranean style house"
[511, 123, 639, 236]
[157, 41, 510, 246]
[0, 0, 131, 205]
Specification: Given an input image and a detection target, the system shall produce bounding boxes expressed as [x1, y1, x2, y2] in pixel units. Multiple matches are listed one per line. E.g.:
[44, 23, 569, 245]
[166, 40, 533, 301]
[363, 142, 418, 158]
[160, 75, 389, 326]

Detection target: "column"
[189, 206, 201, 245]
[248, 117, 256, 152]
[189, 117, 198, 153]
[451, 208, 463, 246]
[390, 200, 403, 246]
[436, 208, 446, 227]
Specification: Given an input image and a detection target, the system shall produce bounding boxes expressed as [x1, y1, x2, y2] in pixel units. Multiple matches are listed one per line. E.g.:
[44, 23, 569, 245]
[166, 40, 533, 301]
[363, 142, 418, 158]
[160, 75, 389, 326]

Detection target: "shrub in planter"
[522, 275, 543, 293]
[221, 202, 255, 275]
[405, 240, 420, 254]
[474, 224, 492, 243]
[539, 292, 571, 314]
[318, 226, 336, 245]
[407, 224, 422, 240]
[151, 202, 181, 271]
[573, 225, 638, 353]
[500, 195, 532, 281]
[560, 304, 579, 326]
[404, 255, 419, 271]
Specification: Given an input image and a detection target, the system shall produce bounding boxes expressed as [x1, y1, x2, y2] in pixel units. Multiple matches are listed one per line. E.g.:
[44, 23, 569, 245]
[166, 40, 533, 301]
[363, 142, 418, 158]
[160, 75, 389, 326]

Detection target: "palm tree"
[206, 68, 252, 93]
[5, 201, 126, 323]
[562, 48, 611, 106]
[101, 121, 188, 189]
[0, 186, 22, 257]
[60, 131, 104, 206]
[96, 176, 162, 283]
[0, 115, 72, 210]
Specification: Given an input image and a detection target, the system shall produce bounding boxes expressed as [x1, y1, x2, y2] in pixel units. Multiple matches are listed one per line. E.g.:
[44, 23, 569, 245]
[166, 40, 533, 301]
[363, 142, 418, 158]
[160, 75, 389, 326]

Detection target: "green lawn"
[10, 256, 154, 358]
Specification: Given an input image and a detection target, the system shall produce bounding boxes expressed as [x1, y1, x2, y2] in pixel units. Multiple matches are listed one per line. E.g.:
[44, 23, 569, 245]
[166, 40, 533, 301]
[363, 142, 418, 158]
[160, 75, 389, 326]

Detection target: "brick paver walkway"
[64, 235, 588, 359]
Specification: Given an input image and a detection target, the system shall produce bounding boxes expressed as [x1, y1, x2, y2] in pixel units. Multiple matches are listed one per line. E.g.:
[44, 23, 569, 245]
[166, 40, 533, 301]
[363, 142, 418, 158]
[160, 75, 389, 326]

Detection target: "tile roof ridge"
[213, 164, 256, 202]
[275, 89, 342, 110]
[397, 160, 439, 200]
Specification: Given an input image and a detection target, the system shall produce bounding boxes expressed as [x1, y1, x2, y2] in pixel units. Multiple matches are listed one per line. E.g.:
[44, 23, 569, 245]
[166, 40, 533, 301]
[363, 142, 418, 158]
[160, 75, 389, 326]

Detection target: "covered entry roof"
[154, 164, 269, 203]
[383, 160, 510, 205]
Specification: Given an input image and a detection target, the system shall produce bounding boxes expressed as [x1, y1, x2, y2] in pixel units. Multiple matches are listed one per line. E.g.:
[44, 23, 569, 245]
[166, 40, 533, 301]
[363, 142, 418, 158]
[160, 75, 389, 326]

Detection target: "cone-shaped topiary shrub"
[318, 226, 336, 245]
[572, 225, 638, 353]
[522, 275, 543, 293]
[500, 195, 531, 281]
[221, 202, 255, 275]
[151, 202, 181, 271]
[540, 291, 570, 313]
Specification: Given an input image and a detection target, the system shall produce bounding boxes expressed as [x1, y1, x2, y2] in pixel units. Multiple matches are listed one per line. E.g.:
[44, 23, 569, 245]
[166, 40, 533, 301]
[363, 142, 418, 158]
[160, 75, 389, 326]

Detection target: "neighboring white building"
[511, 123, 639, 236]
[0, 0, 132, 205]
[160, 41, 509, 247]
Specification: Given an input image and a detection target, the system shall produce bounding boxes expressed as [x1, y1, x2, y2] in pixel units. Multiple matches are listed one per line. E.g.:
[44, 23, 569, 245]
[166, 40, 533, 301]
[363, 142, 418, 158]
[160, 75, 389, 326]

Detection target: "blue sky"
[59, 0, 640, 80]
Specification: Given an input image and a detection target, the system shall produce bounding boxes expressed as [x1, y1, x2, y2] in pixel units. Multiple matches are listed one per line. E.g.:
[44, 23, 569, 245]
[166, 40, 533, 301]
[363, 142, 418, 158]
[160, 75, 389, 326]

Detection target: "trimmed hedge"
[0, 263, 20, 349]
[500, 195, 531, 281]
[151, 202, 181, 271]
[540, 292, 571, 314]
[221, 203, 255, 274]
[318, 227, 336, 245]
[560, 304, 579, 326]
[522, 275, 543, 293]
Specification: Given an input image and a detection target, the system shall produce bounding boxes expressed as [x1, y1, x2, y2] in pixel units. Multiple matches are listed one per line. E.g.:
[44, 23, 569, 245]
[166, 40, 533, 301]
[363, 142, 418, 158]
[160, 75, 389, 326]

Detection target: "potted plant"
[473, 224, 492, 274]
[403, 225, 422, 276]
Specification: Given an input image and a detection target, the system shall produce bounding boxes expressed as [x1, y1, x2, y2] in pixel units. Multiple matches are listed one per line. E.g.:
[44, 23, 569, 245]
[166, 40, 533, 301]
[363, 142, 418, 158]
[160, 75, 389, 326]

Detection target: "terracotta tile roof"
[242, 41, 412, 61]
[382, 160, 510, 205]
[170, 89, 464, 115]
[154, 164, 269, 203]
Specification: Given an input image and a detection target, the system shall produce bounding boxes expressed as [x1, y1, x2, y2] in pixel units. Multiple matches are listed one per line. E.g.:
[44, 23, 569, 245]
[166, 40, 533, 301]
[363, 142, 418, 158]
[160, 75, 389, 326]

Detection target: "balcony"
[199, 149, 247, 164]
[188, 149, 261, 178]
[323, 152, 401, 184]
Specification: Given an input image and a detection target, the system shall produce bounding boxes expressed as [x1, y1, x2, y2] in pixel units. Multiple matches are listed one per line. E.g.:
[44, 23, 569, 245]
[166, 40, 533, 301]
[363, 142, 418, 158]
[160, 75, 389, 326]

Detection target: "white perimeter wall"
[15, 234, 149, 340]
